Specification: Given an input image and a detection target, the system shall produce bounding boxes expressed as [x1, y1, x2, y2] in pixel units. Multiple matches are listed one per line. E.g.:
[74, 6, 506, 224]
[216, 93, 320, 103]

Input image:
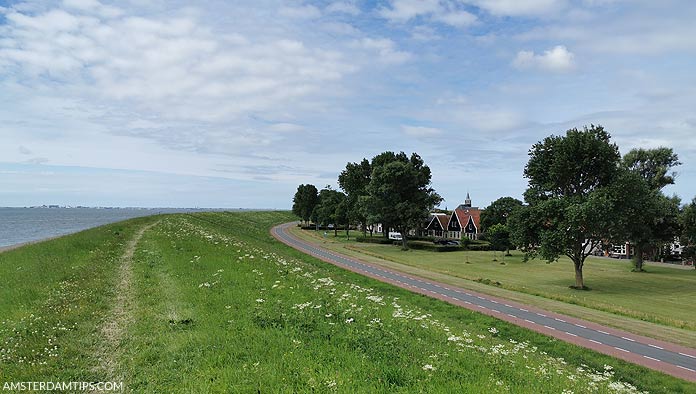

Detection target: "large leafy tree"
[362, 152, 442, 248]
[510, 125, 622, 289]
[291, 184, 319, 225]
[312, 186, 346, 237]
[617, 148, 681, 271]
[480, 197, 523, 231]
[338, 159, 372, 238]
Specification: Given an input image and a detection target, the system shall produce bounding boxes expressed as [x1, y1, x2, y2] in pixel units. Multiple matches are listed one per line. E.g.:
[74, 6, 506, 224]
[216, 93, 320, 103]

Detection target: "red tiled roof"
[454, 207, 481, 232]
[436, 214, 450, 229]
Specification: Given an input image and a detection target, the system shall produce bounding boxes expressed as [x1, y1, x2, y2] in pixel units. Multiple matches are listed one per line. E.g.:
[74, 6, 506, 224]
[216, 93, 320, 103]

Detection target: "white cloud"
[355, 38, 412, 64]
[431, 95, 528, 133]
[411, 25, 441, 41]
[268, 123, 305, 133]
[0, 4, 356, 125]
[278, 4, 322, 19]
[0, 0, 420, 190]
[402, 125, 442, 137]
[325, 2, 361, 15]
[513, 45, 575, 72]
[380, 0, 477, 28]
[321, 22, 361, 36]
[468, 0, 566, 16]
[62, 0, 122, 18]
[380, 0, 440, 22]
[434, 10, 477, 27]
[514, 4, 696, 56]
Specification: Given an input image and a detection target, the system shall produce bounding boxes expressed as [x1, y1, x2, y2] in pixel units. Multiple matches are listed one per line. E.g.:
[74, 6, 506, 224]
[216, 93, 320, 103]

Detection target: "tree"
[312, 186, 346, 237]
[682, 198, 696, 268]
[510, 125, 622, 289]
[338, 159, 372, 238]
[487, 223, 512, 256]
[362, 152, 442, 249]
[621, 147, 681, 190]
[480, 197, 523, 231]
[292, 184, 319, 225]
[683, 198, 696, 244]
[619, 148, 681, 271]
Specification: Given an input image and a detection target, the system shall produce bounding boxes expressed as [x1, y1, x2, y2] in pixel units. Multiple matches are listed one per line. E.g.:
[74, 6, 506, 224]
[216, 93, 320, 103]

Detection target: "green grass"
[0, 216, 156, 384]
[1, 212, 694, 393]
[305, 230, 696, 332]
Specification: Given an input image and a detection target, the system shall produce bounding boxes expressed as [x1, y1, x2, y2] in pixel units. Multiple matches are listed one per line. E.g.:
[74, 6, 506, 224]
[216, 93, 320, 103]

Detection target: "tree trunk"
[574, 262, 584, 289]
[334, 227, 338, 237]
[345, 221, 350, 239]
[633, 244, 644, 272]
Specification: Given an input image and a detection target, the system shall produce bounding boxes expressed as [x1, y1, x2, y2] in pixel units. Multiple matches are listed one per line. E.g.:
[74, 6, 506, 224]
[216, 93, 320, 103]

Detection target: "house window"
[612, 244, 627, 256]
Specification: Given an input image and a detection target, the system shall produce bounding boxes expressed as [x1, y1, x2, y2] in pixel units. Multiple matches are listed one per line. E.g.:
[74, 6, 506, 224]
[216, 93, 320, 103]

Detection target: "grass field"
[297, 230, 696, 333]
[1, 212, 695, 392]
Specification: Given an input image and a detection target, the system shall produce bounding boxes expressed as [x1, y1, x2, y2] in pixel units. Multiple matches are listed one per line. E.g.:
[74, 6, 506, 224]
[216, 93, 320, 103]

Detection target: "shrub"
[356, 236, 394, 245]
[406, 241, 462, 252]
[467, 243, 491, 251]
[407, 235, 435, 242]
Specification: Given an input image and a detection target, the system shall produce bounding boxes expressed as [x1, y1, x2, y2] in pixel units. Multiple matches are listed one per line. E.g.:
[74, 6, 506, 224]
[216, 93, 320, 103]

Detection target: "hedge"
[406, 240, 462, 252]
[355, 236, 395, 245]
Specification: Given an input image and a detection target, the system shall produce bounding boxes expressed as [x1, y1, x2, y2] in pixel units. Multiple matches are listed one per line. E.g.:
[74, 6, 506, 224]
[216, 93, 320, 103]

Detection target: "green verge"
[298, 229, 696, 337]
[1, 211, 694, 393]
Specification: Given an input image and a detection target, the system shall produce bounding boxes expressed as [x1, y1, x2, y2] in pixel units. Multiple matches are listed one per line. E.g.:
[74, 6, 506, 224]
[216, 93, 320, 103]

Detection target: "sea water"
[0, 207, 218, 248]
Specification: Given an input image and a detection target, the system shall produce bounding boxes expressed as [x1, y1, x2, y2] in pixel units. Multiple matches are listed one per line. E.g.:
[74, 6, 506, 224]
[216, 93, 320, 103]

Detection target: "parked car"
[388, 232, 403, 240]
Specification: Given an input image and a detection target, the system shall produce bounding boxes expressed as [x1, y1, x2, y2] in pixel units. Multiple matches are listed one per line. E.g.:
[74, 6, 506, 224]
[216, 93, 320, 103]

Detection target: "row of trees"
[478, 125, 694, 289]
[292, 152, 442, 248]
[294, 126, 696, 289]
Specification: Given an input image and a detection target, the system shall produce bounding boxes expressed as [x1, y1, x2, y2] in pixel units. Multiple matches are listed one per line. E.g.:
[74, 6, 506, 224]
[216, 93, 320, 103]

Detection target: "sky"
[1, 0, 695, 209]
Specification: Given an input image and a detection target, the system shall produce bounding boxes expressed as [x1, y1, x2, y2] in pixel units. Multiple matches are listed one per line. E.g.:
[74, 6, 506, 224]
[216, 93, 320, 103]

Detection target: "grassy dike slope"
[1, 211, 694, 393]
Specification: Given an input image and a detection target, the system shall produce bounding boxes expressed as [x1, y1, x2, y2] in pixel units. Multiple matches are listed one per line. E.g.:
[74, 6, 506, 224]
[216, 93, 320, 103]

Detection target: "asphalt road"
[272, 222, 696, 383]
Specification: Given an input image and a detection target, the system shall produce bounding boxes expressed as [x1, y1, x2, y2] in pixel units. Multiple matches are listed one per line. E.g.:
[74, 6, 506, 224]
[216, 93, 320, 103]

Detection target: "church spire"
[464, 192, 471, 207]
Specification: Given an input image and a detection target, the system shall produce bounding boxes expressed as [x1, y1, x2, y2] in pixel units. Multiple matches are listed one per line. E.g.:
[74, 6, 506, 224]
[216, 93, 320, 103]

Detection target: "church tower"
[464, 192, 472, 208]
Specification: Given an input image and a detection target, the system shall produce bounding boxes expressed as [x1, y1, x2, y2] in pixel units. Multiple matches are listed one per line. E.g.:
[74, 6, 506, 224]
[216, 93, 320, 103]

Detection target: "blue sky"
[1, 0, 695, 208]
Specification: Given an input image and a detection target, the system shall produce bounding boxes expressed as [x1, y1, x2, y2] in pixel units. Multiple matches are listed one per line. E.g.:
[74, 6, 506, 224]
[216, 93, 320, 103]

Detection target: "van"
[388, 232, 403, 240]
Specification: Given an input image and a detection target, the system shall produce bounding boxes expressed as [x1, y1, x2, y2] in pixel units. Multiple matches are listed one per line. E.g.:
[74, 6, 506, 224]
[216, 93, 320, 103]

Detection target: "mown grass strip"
[293, 227, 696, 347]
